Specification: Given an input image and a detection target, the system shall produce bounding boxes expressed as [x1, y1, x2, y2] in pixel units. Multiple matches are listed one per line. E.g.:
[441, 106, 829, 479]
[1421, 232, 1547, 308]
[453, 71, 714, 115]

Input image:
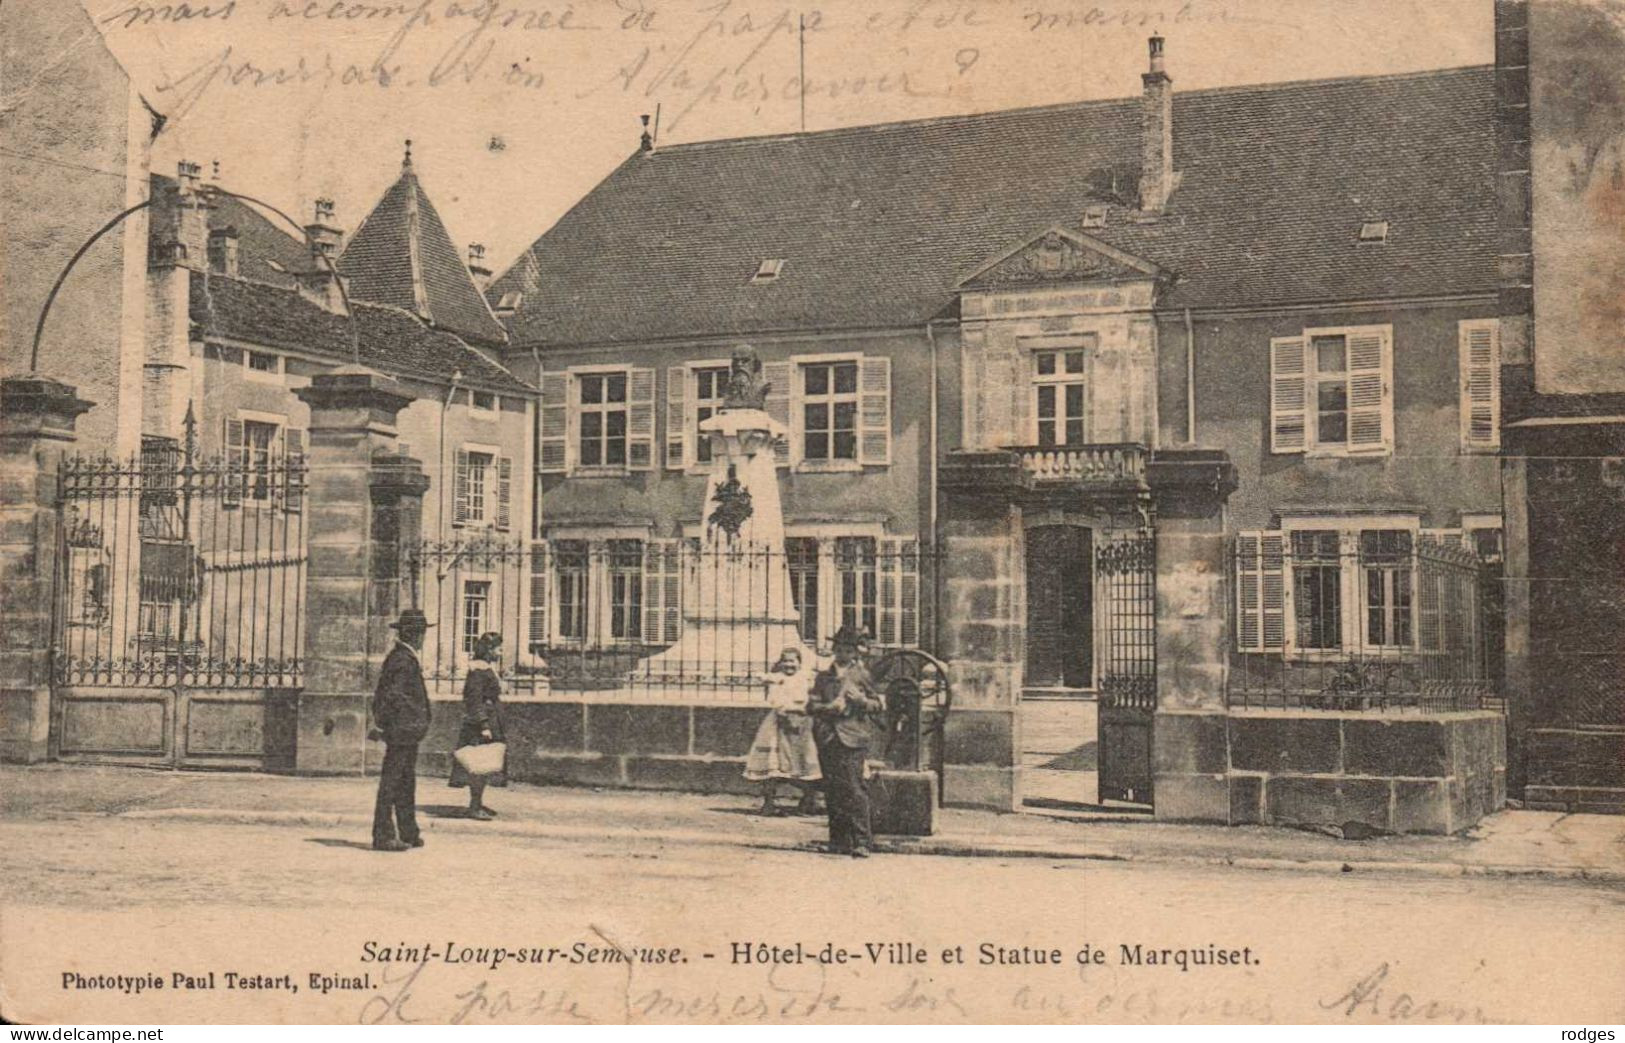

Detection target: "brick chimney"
[207, 226, 240, 277]
[298, 198, 348, 314]
[1138, 35, 1178, 213]
[467, 243, 492, 291]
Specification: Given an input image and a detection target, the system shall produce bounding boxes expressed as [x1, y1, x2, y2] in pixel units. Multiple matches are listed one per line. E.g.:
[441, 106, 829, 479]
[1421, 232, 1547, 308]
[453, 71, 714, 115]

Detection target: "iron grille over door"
[1095, 530, 1156, 805]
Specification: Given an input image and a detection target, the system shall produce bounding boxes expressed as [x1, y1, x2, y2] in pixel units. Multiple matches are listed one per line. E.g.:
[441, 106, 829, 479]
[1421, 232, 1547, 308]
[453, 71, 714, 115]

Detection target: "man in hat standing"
[807, 626, 884, 857]
[371, 609, 433, 852]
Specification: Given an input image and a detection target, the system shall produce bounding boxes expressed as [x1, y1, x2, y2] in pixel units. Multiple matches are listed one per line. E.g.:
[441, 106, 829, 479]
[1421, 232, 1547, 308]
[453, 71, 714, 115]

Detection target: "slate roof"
[492, 66, 1498, 348]
[149, 174, 314, 290]
[190, 274, 532, 394]
[338, 161, 510, 347]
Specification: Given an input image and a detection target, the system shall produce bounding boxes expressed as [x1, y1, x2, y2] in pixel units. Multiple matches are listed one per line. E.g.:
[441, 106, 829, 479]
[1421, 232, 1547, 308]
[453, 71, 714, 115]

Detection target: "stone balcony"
[1010, 443, 1148, 488]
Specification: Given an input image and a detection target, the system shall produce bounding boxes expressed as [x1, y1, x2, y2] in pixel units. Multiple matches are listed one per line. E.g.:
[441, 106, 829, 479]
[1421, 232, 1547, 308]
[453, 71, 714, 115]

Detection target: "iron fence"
[410, 536, 930, 698]
[1228, 531, 1499, 712]
[54, 412, 307, 688]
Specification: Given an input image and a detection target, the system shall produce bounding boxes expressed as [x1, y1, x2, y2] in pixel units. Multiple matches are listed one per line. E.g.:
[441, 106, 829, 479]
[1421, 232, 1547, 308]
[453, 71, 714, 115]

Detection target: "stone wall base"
[0, 687, 51, 763]
[1523, 727, 1624, 812]
[296, 693, 375, 775]
[1153, 709, 1507, 835]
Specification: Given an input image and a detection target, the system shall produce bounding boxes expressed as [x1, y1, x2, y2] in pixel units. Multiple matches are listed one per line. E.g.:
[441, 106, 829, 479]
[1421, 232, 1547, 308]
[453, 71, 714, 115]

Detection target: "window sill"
[795, 459, 863, 475]
[569, 466, 632, 479]
[1304, 447, 1391, 461]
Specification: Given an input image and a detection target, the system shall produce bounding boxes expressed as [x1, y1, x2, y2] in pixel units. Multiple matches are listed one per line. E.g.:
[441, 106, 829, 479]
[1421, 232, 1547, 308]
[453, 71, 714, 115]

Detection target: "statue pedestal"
[639, 409, 805, 685]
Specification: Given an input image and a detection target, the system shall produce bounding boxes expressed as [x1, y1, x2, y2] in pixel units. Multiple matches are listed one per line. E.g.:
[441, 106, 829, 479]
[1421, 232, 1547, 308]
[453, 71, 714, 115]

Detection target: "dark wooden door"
[1025, 526, 1093, 689]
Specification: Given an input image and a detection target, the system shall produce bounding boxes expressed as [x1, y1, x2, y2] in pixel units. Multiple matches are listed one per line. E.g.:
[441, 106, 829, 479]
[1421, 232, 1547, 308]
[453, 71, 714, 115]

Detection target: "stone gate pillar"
[936, 452, 1029, 810]
[0, 377, 93, 763]
[1146, 450, 1237, 820]
[293, 367, 423, 775]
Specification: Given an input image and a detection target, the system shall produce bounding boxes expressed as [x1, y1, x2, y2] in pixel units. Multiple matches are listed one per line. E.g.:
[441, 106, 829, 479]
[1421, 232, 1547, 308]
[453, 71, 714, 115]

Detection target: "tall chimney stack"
[158, 159, 214, 269]
[467, 243, 492, 291]
[1138, 35, 1177, 213]
[298, 197, 348, 313]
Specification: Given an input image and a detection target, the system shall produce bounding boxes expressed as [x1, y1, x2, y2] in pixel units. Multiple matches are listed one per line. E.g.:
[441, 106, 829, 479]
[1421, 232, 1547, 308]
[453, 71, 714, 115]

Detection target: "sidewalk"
[4, 763, 1623, 881]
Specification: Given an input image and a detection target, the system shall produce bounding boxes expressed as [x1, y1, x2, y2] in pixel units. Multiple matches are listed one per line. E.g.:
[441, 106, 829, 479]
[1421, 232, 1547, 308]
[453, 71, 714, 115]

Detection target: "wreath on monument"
[708, 466, 754, 539]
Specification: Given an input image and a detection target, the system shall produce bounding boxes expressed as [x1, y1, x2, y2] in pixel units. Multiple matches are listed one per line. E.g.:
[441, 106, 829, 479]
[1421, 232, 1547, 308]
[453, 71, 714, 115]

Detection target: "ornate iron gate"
[51, 408, 306, 767]
[1095, 530, 1157, 805]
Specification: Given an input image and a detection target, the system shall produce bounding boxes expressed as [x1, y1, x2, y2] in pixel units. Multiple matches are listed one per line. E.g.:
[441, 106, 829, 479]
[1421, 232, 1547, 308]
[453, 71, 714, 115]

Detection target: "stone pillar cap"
[0, 375, 94, 431]
[294, 365, 415, 415]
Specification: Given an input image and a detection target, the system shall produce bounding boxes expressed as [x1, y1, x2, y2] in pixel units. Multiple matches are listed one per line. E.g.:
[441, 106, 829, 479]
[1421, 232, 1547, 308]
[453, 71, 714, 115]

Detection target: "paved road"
[3, 815, 1622, 1025]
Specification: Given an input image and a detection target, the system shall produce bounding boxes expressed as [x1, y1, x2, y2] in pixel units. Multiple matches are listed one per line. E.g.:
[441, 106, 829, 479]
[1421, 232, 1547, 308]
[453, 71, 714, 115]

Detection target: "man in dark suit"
[371, 609, 433, 852]
[807, 626, 884, 857]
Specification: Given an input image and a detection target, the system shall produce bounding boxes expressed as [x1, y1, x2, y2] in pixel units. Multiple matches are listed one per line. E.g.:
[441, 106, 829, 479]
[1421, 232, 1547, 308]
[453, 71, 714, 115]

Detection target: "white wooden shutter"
[452, 448, 470, 527]
[627, 367, 656, 470]
[495, 456, 513, 531]
[1236, 531, 1286, 652]
[877, 538, 900, 646]
[665, 365, 689, 469]
[1346, 326, 1392, 454]
[222, 417, 245, 509]
[538, 371, 569, 474]
[642, 539, 683, 646]
[528, 544, 549, 654]
[763, 360, 793, 467]
[900, 540, 920, 647]
[1268, 336, 1308, 454]
[280, 428, 305, 512]
[1459, 320, 1500, 451]
[858, 355, 892, 466]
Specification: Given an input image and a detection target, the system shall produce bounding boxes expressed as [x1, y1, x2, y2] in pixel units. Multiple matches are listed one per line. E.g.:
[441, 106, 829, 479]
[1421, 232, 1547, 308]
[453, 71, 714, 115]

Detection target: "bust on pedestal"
[639, 347, 805, 686]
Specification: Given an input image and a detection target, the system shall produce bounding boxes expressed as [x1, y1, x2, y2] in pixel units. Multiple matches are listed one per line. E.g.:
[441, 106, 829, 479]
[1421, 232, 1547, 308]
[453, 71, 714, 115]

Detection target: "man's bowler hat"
[832, 624, 867, 649]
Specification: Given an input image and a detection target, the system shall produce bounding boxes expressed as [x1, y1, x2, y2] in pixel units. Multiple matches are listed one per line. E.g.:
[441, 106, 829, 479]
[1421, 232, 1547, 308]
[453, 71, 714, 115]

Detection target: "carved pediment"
[958, 226, 1163, 290]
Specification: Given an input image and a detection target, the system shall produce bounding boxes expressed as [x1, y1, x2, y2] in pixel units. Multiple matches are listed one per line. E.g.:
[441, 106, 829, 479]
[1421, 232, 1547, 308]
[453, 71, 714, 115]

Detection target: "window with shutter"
[452, 448, 471, 527]
[1343, 327, 1391, 453]
[1268, 337, 1308, 454]
[1234, 531, 1286, 652]
[665, 365, 688, 469]
[528, 545, 549, 654]
[878, 539, 900, 645]
[495, 456, 512, 531]
[281, 428, 305, 512]
[763, 360, 793, 467]
[538, 372, 570, 474]
[1459, 319, 1500, 451]
[222, 417, 246, 509]
[642, 539, 683, 646]
[626, 368, 656, 470]
[858, 356, 892, 466]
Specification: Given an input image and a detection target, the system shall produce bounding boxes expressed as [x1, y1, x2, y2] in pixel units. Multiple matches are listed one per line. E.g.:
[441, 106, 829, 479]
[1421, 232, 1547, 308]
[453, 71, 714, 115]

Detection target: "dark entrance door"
[1095, 531, 1156, 805]
[1024, 526, 1093, 690]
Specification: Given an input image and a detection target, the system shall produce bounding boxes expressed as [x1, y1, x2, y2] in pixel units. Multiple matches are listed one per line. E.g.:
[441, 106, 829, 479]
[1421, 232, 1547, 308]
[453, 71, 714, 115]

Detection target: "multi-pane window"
[787, 537, 820, 644]
[801, 361, 859, 461]
[462, 580, 490, 655]
[607, 539, 644, 642]
[242, 420, 279, 503]
[835, 536, 878, 640]
[1290, 530, 1342, 650]
[1270, 325, 1392, 455]
[465, 451, 492, 524]
[1361, 530, 1414, 648]
[578, 372, 628, 467]
[554, 541, 590, 642]
[247, 350, 280, 376]
[1032, 348, 1087, 446]
[1311, 335, 1350, 446]
[693, 366, 729, 464]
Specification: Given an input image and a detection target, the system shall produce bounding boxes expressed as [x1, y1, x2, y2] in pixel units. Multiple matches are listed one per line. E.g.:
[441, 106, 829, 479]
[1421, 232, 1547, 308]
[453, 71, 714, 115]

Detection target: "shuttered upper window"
[453, 446, 513, 531]
[537, 367, 657, 475]
[1270, 325, 1393, 456]
[1458, 319, 1500, 452]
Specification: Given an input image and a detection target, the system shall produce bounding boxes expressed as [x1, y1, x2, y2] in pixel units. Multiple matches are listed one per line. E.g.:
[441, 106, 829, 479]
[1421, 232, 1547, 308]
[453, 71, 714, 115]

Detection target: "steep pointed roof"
[339, 150, 509, 346]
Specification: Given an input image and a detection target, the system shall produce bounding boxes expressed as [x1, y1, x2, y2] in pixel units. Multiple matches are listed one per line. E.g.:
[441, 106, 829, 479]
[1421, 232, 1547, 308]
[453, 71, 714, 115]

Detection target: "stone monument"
[640, 346, 806, 685]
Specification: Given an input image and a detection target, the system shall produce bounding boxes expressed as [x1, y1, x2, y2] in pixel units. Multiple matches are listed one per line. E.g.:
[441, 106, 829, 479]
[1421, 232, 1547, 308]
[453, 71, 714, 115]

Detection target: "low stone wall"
[1154, 709, 1506, 835]
[417, 698, 766, 795]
